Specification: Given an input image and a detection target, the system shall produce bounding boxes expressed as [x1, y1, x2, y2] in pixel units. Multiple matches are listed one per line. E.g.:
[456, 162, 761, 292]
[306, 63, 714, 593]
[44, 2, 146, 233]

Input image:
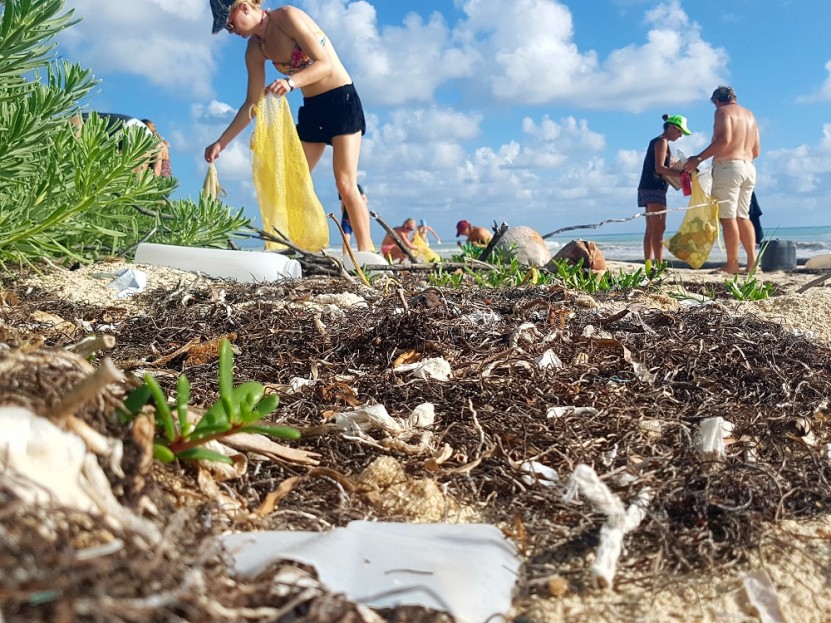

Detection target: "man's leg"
[720, 217, 741, 274]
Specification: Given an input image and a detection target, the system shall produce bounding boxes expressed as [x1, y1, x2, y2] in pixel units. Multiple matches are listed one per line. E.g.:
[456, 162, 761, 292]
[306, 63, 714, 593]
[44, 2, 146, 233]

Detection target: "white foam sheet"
[220, 520, 520, 623]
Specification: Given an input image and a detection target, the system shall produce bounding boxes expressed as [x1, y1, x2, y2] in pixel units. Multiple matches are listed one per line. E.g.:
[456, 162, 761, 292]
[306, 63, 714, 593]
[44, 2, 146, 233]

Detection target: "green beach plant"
[0, 0, 250, 268]
[724, 274, 775, 301]
[121, 339, 300, 464]
[723, 238, 775, 301]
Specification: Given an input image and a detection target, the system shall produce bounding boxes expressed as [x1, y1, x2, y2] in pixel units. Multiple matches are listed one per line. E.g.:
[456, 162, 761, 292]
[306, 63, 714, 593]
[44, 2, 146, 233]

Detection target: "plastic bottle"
[680, 172, 692, 196]
[134, 243, 302, 282]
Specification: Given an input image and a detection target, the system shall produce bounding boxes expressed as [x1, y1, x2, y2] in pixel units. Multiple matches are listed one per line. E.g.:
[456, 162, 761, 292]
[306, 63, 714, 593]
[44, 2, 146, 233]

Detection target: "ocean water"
[241, 225, 831, 264]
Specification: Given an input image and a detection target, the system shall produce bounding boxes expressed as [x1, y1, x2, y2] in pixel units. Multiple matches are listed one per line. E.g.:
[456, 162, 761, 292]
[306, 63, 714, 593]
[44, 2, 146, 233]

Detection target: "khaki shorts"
[711, 160, 756, 219]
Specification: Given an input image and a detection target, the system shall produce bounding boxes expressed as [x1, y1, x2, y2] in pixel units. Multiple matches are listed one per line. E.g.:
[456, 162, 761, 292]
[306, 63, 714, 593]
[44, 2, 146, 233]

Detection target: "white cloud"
[797, 60, 831, 103]
[764, 124, 831, 193]
[301, 0, 478, 105]
[62, 0, 217, 100]
[453, 0, 727, 111]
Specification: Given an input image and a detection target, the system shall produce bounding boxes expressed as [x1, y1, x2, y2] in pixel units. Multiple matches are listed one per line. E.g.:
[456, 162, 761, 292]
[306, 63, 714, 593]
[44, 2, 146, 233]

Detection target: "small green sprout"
[122, 338, 299, 464]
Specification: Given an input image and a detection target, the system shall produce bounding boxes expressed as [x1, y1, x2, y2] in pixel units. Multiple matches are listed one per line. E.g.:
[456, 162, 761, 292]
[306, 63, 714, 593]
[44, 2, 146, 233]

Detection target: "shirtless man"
[380, 218, 419, 262]
[685, 86, 761, 273]
[456, 220, 493, 246]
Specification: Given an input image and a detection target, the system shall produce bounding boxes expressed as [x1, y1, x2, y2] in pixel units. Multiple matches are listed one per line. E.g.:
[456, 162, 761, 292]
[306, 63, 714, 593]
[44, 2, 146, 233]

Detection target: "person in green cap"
[637, 113, 691, 264]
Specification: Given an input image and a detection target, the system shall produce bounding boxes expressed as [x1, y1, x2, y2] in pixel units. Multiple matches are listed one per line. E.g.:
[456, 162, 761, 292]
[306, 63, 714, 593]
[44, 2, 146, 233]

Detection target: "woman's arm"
[652, 138, 678, 178]
[205, 43, 266, 162]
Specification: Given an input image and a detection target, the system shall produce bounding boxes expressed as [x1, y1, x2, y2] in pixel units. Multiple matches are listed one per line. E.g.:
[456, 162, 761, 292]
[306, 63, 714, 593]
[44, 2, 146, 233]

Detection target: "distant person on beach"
[412, 219, 441, 262]
[339, 183, 366, 254]
[749, 191, 764, 246]
[456, 220, 492, 246]
[638, 114, 691, 264]
[142, 119, 172, 178]
[76, 113, 155, 171]
[415, 219, 441, 246]
[204, 0, 372, 251]
[380, 218, 419, 262]
[685, 85, 761, 273]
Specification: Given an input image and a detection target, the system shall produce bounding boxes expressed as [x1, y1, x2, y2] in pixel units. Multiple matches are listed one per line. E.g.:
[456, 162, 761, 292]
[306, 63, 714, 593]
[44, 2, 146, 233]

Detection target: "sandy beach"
[2, 257, 831, 623]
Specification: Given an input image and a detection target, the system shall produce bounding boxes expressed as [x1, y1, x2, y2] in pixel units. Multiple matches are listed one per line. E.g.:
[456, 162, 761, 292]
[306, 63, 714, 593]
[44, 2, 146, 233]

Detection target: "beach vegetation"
[120, 338, 299, 464]
[433, 244, 667, 293]
[724, 274, 776, 301]
[0, 0, 250, 269]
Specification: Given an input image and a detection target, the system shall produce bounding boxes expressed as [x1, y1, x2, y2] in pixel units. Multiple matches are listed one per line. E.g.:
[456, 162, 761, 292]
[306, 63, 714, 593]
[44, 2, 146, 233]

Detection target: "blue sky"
[57, 0, 831, 245]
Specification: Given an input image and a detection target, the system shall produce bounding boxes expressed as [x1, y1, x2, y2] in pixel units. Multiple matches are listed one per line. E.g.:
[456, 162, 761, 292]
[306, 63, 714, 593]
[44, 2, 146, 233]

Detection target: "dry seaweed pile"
[2, 274, 831, 621]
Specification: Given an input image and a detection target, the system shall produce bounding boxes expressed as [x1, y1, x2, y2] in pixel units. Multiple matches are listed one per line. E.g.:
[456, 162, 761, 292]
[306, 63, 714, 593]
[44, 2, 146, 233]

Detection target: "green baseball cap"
[665, 114, 691, 135]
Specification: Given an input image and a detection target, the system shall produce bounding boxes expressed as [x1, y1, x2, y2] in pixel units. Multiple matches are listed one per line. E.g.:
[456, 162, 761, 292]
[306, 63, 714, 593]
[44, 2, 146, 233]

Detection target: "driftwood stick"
[369, 210, 418, 263]
[478, 221, 510, 263]
[327, 213, 371, 287]
[263, 227, 357, 283]
[796, 270, 831, 294]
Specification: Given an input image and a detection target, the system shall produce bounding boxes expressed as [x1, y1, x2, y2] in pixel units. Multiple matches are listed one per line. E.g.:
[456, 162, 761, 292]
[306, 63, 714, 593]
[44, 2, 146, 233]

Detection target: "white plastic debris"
[220, 521, 520, 623]
[312, 292, 368, 309]
[519, 461, 560, 487]
[394, 357, 452, 381]
[287, 376, 315, 394]
[535, 349, 564, 369]
[408, 402, 436, 428]
[546, 406, 599, 419]
[0, 406, 160, 542]
[463, 310, 502, 325]
[563, 464, 653, 589]
[107, 268, 147, 298]
[696, 417, 733, 461]
[742, 570, 787, 623]
[638, 419, 663, 437]
[334, 404, 403, 435]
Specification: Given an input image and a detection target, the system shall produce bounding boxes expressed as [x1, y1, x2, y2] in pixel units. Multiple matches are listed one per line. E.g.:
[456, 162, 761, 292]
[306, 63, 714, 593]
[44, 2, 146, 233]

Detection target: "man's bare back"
[712, 102, 760, 162]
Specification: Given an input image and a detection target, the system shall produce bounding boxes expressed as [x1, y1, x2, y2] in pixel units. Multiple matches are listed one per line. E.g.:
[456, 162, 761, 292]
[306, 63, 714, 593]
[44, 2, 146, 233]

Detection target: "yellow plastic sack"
[251, 94, 328, 252]
[411, 233, 441, 263]
[663, 173, 719, 269]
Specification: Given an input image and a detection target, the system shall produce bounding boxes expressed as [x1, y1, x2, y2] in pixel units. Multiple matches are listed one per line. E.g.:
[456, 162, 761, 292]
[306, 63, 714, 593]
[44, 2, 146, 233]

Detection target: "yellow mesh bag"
[251, 94, 328, 251]
[663, 173, 720, 269]
[411, 233, 441, 263]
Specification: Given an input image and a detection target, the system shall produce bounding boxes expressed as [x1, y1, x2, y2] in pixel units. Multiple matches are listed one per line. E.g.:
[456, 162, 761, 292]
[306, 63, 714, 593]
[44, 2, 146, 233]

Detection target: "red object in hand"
[680, 171, 692, 196]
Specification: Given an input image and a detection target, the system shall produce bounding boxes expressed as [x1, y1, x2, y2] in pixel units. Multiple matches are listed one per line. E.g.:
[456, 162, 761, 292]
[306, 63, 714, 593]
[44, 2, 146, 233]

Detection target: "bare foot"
[713, 265, 741, 275]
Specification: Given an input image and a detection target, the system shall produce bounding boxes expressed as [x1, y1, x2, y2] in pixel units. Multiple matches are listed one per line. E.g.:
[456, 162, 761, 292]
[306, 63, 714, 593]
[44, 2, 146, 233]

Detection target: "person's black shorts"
[296, 83, 366, 146]
[341, 207, 353, 235]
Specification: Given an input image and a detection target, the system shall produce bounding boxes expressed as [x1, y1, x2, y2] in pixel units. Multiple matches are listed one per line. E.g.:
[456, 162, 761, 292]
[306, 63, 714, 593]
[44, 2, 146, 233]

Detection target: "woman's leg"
[644, 203, 666, 263]
[301, 142, 326, 172]
[331, 132, 372, 251]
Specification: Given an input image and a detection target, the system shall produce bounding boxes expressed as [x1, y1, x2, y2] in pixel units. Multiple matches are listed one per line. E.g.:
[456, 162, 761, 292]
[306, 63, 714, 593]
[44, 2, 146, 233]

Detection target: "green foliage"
[431, 248, 667, 294]
[0, 0, 250, 268]
[724, 274, 776, 301]
[122, 339, 300, 464]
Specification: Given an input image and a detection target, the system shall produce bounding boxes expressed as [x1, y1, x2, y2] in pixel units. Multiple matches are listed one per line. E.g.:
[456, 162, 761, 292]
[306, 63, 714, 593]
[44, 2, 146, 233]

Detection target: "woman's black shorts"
[296, 83, 366, 146]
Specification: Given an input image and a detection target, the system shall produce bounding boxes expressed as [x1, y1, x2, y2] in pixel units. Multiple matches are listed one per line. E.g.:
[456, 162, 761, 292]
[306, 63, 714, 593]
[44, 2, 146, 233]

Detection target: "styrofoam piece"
[220, 520, 520, 623]
[134, 243, 301, 282]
